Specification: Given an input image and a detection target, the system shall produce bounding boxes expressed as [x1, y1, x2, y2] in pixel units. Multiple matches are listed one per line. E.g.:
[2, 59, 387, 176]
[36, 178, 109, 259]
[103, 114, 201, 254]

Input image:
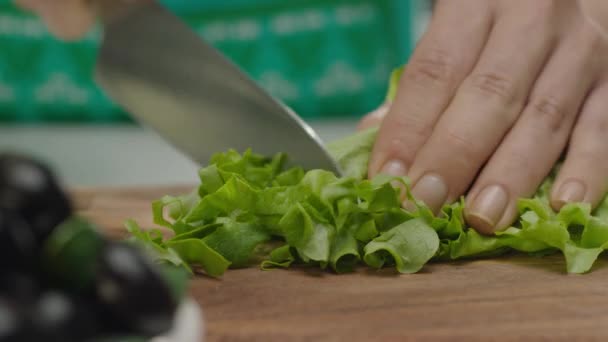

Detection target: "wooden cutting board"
[74, 187, 608, 341]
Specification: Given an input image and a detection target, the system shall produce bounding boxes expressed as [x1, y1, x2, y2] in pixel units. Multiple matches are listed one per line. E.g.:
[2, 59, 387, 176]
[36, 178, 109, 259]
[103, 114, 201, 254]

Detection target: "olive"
[0, 209, 37, 270]
[95, 242, 177, 337]
[0, 272, 40, 307]
[24, 290, 100, 342]
[0, 297, 26, 342]
[0, 154, 71, 242]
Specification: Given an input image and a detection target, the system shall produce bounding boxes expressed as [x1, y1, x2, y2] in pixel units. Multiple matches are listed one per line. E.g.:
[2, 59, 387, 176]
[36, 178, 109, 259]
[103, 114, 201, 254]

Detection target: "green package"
[0, 0, 418, 122]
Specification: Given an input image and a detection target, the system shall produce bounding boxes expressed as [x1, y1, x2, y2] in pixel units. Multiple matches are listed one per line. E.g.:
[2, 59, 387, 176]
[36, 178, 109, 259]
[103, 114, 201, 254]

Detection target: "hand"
[580, 0, 608, 37]
[16, 0, 94, 40]
[363, 0, 608, 234]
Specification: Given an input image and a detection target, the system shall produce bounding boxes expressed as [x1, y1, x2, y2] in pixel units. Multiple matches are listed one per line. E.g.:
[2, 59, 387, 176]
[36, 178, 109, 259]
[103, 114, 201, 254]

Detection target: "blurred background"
[0, 0, 431, 186]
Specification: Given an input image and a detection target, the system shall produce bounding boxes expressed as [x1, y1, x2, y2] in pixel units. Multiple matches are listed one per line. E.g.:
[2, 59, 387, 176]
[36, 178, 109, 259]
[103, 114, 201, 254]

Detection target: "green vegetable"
[126, 66, 608, 275]
[43, 217, 105, 291]
[364, 218, 439, 273]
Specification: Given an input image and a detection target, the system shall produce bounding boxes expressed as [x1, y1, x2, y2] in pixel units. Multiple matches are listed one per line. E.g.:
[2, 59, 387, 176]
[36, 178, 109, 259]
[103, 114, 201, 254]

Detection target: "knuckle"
[385, 137, 416, 165]
[379, 116, 434, 165]
[528, 95, 570, 131]
[407, 49, 458, 86]
[530, 0, 559, 15]
[506, 149, 537, 179]
[511, 0, 558, 28]
[466, 72, 518, 104]
[572, 16, 607, 66]
[443, 130, 483, 162]
[494, 146, 544, 184]
[595, 118, 608, 134]
[575, 148, 598, 163]
[580, 112, 608, 137]
[407, 122, 434, 146]
[385, 127, 428, 155]
[387, 137, 407, 155]
[388, 111, 434, 140]
[584, 29, 606, 63]
[571, 125, 608, 159]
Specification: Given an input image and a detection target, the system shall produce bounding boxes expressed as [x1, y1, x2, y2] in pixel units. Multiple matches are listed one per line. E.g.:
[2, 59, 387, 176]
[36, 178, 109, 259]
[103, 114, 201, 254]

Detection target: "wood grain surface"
[75, 187, 608, 341]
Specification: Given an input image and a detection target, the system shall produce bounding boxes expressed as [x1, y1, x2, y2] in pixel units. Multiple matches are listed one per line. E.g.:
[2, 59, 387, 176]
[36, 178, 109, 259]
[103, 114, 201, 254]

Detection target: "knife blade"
[93, 0, 343, 174]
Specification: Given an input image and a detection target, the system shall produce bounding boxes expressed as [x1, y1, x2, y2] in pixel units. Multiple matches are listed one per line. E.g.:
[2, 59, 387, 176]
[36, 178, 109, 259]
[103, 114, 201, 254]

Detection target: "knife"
[93, 0, 343, 175]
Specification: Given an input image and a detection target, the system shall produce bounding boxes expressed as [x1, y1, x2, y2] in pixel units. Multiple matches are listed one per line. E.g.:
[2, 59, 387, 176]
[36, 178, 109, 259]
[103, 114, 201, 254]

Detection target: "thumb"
[356, 103, 390, 131]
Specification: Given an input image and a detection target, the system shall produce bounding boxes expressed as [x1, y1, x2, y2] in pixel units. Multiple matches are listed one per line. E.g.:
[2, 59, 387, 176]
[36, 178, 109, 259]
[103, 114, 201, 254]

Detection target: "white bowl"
[150, 298, 204, 342]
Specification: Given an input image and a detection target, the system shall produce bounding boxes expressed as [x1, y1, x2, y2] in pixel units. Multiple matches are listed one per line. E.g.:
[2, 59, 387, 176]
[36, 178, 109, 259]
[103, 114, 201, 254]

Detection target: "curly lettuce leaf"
[327, 127, 377, 179]
[125, 65, 608, 276]
[364, 218, 439, 273]
[127, 144, 608, 275]
[260, 245, 295, 270]
[165, 238, 231, 277]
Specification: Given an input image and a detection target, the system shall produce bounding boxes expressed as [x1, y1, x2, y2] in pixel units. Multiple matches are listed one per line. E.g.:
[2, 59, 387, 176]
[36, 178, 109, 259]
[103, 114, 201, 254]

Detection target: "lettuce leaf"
[364, 218, 439, 273]
[125, 66, 608, 276]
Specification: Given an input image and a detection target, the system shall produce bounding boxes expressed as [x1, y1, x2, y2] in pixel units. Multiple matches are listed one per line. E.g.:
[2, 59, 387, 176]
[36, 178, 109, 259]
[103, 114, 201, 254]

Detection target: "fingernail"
[402, 199, 417, 213]
[380, 160, 408, 199]
[380, 159, 408, 177]
[411, 173, 448, 213]
[555, 180, 586, 209]
[370, 103, 390, 120]
[467, 185, 509, 233]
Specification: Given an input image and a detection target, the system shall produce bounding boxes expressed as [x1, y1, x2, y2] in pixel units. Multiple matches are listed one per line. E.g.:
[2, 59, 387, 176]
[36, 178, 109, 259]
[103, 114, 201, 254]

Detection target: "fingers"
[405, 6, 556, 213]
[465, 23, 603, 234]
[16, 0, 94, 40]
[368, 0, 492, 180]
[551, 80, 608, 211]
[357, 103, 390, 131]
[580, 0, 608, 38]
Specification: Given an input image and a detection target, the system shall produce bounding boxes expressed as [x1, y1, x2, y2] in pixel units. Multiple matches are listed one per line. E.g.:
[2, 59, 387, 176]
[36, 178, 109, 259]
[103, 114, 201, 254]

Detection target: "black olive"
[0, 209, 37, 270]
[95, 242, 176, 337]
[0, 297, 27, 342]
[24, 290, 100, 342]
[0, 272, 41, 307]
[0, 154, 71, 242]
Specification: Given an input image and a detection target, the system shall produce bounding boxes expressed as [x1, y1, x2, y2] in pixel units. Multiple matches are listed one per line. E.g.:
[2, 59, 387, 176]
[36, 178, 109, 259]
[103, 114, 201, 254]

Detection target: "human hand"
[15, 0, 94, 40]
[363, 0, 608, 234]
[580, 0, 608, 37]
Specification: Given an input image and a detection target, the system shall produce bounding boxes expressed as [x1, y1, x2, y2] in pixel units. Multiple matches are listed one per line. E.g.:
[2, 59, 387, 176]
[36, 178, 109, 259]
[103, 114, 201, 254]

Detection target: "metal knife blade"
[94, 1, 342, 174]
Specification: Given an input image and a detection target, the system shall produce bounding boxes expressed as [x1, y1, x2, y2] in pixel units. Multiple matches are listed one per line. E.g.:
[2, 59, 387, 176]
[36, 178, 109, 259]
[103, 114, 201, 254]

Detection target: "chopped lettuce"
[126, 66, 608, 275]
[364, 218, 439, 273]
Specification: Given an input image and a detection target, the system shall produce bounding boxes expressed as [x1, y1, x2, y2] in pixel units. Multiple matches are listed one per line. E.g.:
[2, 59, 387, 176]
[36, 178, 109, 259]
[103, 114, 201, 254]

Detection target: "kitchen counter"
[0, 119, 358, 187]
[76, 186, 608, 341]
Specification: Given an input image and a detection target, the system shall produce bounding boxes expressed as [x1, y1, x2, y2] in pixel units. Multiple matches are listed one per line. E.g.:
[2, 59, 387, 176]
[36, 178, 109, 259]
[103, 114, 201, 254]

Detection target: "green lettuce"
[127, 66, 608, 276]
